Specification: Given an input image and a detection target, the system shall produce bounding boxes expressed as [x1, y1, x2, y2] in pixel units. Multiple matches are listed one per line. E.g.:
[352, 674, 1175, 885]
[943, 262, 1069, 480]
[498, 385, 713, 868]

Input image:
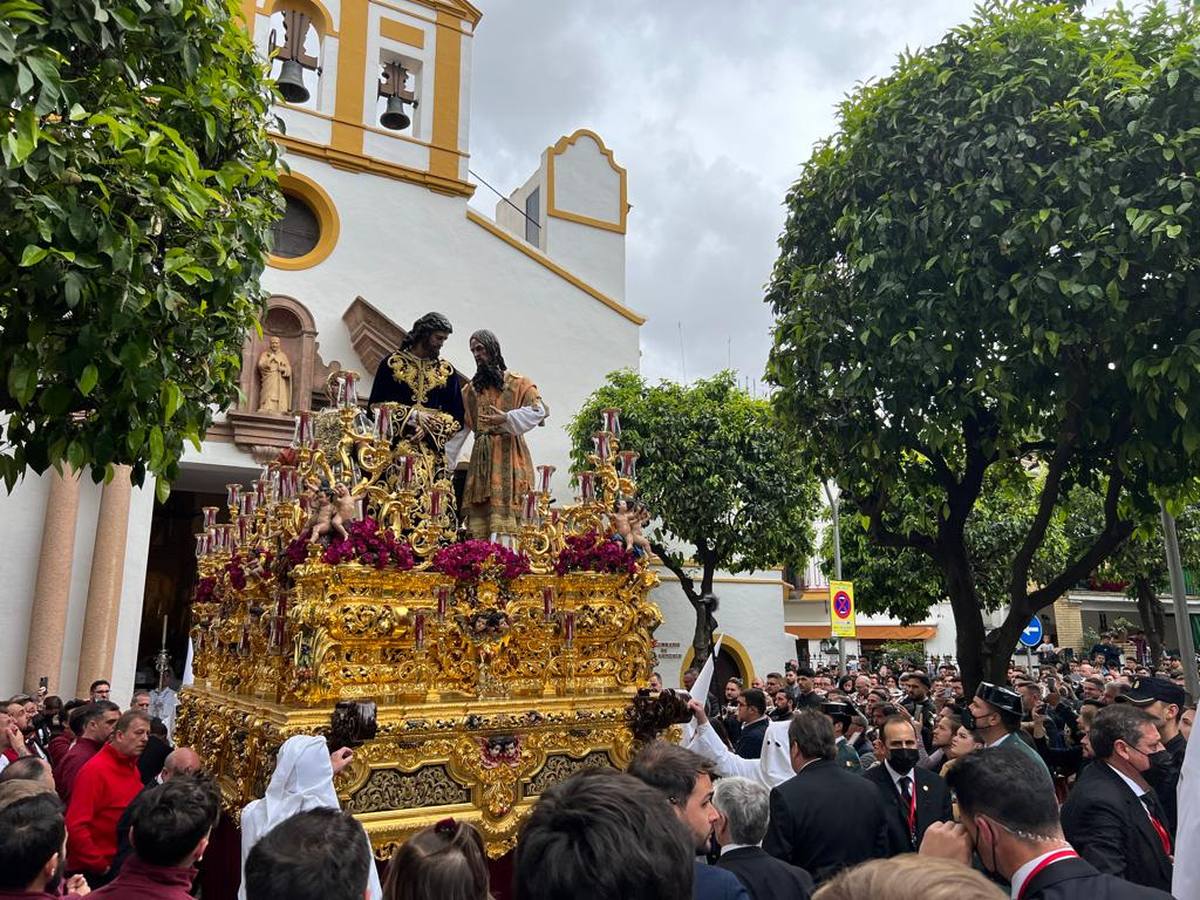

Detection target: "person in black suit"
[761, 709, 888, 883]
[1114, 675, 1188, 833]
[720, 679, 745, 748]
[711, 776, 812, 900]
[864, 714, 952, 853]
[628, 741, 750, 900]
[733, 689, 769, 760]
[1060, 704, 1174, 893]
[920, 746, 1172, 900]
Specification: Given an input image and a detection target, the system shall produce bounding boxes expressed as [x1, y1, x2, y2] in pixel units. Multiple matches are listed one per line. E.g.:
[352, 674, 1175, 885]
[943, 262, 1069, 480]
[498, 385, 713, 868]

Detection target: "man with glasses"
[733, 690, 769, 760]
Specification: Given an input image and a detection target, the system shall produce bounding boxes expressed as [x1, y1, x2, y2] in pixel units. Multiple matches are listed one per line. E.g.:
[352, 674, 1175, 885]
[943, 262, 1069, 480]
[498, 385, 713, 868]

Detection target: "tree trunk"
[1134, 575, 1165, 669]
[689, 559, 719, 668]
[937, 540, 990, 695]
[984, 603, 1036, 687]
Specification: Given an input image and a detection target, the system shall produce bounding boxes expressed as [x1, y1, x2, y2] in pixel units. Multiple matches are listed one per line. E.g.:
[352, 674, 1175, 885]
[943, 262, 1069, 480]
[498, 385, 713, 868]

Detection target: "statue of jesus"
[256, 336, 292, 414]
[449, 330, 547, 541]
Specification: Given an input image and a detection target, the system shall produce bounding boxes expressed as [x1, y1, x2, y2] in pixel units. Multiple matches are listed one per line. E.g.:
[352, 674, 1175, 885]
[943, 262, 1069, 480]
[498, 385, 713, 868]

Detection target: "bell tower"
[241, 0, 480, 198]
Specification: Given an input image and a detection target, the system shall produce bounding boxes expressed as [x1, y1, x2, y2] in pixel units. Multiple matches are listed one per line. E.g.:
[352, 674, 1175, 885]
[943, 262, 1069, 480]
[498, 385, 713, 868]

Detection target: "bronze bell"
[380, 95, 410, 131]
[277, 59, 310, 104]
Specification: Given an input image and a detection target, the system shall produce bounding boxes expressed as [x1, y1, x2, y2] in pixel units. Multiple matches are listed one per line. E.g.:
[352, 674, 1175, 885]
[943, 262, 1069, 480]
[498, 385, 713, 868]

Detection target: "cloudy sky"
[465, 1, 1003, 387]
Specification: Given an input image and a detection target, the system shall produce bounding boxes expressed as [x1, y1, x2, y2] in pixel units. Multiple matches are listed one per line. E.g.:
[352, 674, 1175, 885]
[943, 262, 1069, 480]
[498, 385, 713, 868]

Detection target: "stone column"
[23, 467, 82, 694]
[75, 466, 133, 698]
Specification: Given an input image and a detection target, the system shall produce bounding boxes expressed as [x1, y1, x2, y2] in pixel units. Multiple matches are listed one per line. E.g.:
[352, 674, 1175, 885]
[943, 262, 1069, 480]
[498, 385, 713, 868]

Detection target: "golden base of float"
[176, 564, 661, 859]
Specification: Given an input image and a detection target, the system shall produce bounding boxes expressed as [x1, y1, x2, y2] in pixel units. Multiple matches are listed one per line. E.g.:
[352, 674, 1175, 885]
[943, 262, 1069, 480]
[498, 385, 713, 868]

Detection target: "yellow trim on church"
[275, 133, 475, 197]
[257, 0, 339, 37]
[380, 17, 426, 48]
[680, 635, 758, 686]
[267, 171, 341, 270]
[545, 128, 629, 235]
[466, 210, 646, 325]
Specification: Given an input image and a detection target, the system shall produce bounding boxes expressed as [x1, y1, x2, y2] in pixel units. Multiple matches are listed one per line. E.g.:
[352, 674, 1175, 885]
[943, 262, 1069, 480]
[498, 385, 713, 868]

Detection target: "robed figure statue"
[367, 312, 465, 461]
[450, 330, 547, 541]
[256, 336, 293, 414]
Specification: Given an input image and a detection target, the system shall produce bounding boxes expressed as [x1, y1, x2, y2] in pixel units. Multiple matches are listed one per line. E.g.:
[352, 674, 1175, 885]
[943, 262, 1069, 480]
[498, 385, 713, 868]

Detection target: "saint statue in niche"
[257, 336, 293, 414]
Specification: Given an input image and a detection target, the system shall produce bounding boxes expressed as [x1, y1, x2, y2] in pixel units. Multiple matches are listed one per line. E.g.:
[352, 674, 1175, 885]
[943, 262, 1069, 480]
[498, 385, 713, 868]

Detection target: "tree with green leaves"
[568, 370, 819, 666]
[1064, 487, 1199, 668]
[823, 466, 1070, 626]
[0, 0, 281, 499]
[767, 1, 1200, 691]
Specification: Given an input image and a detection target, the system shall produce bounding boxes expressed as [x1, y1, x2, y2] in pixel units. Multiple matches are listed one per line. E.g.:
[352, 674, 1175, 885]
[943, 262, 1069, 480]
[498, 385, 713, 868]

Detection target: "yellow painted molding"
[275, 133, 475, 197]
[380, 16, 426, 48]
[370, 0, 474, 35]
[401, 0, 482, 27]
[272, 107, 469, 157]
[680, 635, 757, 685]
[545, 128, 628, 234]
[258, 0, 339, 37]
[329, 0, 367, 156]
[429, 10, 463, 181]
[466, 210, 646, 325]
[267, 171, 341, 271]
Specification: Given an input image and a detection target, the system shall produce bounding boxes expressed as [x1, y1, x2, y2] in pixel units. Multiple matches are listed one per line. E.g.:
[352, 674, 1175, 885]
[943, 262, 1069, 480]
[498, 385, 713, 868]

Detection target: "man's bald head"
[162, 747, 202, 779]
[0, 757, 54, 791]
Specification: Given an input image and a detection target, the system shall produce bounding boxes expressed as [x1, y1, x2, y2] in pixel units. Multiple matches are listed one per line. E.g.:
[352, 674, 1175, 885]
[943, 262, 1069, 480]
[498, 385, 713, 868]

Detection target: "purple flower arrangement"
[321, 518, 415, 570]
[555, 531, 638, 576]
[193, 575, 218, 604]
[432, 540, 531, 583]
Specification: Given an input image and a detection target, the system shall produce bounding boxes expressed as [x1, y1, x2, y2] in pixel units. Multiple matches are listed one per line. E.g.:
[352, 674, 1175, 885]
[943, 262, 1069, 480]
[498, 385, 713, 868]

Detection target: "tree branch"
[651, 539, 701, 605]
[861, 491, 937, 555]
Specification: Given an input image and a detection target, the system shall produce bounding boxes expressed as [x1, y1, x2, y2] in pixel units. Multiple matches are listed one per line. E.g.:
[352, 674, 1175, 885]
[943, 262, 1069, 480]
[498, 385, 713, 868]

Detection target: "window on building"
[525, 187, 540, 245]
[271, 193, 321, 258]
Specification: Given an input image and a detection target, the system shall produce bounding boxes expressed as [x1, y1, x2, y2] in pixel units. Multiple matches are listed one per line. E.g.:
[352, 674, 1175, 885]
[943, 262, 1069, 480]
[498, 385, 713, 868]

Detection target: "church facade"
[0, 0, 645, 702]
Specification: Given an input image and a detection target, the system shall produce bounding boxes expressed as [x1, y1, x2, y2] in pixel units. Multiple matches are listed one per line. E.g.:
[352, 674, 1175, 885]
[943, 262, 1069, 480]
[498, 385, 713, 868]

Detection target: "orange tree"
[767, 2, 1200, 690]
[0, 0, 281, 497]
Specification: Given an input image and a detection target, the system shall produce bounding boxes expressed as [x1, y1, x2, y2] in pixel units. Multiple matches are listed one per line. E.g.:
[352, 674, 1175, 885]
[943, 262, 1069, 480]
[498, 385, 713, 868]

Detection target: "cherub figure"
[629, 502, 652, 557]
[609, 498, 633, 549]
[333, 482, 360, 528]
[306, 484, 349, 544]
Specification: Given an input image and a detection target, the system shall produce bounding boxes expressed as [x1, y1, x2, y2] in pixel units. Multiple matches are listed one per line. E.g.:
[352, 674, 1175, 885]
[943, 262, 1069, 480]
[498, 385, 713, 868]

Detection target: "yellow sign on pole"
[829, 580, 857, 638]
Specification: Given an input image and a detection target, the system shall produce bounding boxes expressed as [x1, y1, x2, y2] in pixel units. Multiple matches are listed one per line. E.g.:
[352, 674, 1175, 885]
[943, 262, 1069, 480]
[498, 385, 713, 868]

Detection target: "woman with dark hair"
[383, 818, 490, 900]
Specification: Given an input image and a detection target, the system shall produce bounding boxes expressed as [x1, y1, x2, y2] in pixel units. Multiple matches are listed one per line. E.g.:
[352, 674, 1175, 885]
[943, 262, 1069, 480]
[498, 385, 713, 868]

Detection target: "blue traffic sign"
[1019, 617, 1043, 648]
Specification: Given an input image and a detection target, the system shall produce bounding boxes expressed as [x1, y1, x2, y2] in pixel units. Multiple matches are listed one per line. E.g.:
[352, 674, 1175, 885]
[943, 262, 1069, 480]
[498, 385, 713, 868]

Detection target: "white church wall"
[108, 479, 158, 705]
[551, 135, 622, 223]
[0, 473, 52, 694]
[543, 215, 625, 306]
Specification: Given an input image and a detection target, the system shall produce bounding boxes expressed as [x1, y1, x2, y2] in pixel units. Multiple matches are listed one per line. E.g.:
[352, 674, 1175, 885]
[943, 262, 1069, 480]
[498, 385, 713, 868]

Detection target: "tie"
[899, 776, 916, 843]
[1140, 794, 1173, 857]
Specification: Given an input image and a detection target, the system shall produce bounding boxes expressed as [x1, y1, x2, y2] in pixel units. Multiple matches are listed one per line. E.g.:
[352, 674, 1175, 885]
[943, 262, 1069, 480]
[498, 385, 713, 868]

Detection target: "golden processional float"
[175, 371, 661, 859]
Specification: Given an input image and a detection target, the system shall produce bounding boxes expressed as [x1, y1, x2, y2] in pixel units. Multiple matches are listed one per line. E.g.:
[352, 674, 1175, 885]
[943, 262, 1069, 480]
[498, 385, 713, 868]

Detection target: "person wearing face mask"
[921, 747, 1173, 900]
[863, 715, 952, 854]
[968, 683, 1051, 778]
[1114, 676, 1188, 833]
[1060, 705, 1174, 892]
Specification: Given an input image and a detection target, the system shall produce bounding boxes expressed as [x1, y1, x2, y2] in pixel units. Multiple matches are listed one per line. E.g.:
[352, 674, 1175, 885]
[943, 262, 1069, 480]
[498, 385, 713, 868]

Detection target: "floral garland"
[278, 517, 414, 577]
[431, 540, 530, 583]
[555, 531, 638, 576]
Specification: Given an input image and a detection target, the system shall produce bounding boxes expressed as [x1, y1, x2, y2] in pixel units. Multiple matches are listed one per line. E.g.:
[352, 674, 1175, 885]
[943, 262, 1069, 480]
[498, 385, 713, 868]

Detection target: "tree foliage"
[824, 466, 1070, 624]
[0, 0, 282, 497]
[568, 370, 819, 665]
[766, 1, 1200, 689]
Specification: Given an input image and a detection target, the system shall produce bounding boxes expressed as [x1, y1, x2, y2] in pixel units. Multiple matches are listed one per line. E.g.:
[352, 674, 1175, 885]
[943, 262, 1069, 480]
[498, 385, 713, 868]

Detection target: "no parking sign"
[829, 580, 857, 638]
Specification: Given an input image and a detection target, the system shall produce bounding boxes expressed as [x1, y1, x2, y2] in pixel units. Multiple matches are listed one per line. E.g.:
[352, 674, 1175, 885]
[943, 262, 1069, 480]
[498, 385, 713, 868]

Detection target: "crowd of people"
[0, 643, 1193, 900]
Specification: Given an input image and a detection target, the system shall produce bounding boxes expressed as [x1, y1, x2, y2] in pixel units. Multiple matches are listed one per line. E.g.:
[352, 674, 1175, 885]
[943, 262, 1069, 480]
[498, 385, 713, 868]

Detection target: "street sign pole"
[1161, 503, 1200, 701]
[824, 481, 844, 672]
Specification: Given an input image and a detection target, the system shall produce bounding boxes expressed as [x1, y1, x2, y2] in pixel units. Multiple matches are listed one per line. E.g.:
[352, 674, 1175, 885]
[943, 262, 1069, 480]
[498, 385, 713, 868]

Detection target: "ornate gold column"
[75, 466, 133, 698]
[23, 467, 82, 694]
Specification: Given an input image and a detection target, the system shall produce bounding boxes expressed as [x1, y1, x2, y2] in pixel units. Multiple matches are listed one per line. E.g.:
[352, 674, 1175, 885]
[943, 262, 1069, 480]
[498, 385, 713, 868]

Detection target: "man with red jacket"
[65, 711, 149, 884]
[54, 701, 120, 803]
[90, 775, 219, 900]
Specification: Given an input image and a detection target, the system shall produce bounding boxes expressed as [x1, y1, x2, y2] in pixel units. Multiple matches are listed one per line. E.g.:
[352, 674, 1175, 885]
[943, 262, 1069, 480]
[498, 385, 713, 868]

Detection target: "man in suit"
[733, 689, 769, 760]
[822, 702, 863, 774]
[711, 776, 812, 900]
[863, 715, 952, 853]
[968, 682, 1052, 777]
[762, 709, 888, 883]
[1115, 676, 1188, 833]
[1060, 704, 1174, 892]
[921, 746, 1173, 899]
[628, 741, 750, 900]
[720, 679, 744, 748]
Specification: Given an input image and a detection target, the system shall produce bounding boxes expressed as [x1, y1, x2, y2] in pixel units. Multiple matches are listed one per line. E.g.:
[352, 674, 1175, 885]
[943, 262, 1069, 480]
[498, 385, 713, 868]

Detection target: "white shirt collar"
[883, 760, 911, 789]
[1106, 762, 1147, 798]
[719, 842, 759, 856]
[986, 732, 1013, 749]
[1009, 848, 1071, 899]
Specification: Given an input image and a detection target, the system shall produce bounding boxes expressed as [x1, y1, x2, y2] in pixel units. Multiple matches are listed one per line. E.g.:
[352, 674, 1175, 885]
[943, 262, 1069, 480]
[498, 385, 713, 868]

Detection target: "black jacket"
[1060, 762, 1173, 892]
[1144, 731, 1185, 834]
[714, 846, 813, 900]
[1021, 855, 1174, 900]
[862, 761, 953, 853]
[762, 758, 888, 883]
[735, 718, 768, 760]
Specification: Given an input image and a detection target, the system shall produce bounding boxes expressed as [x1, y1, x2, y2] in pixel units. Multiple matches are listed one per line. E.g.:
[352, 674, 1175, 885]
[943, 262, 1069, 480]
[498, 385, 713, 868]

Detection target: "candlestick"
[543, 586, 555, 621]
[436, 586, 449, 621]
[579, 471, 595, 502]
[414, 611, 425, 651]
[161, 615, 168, 648]
[537, 465, 556, 494]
